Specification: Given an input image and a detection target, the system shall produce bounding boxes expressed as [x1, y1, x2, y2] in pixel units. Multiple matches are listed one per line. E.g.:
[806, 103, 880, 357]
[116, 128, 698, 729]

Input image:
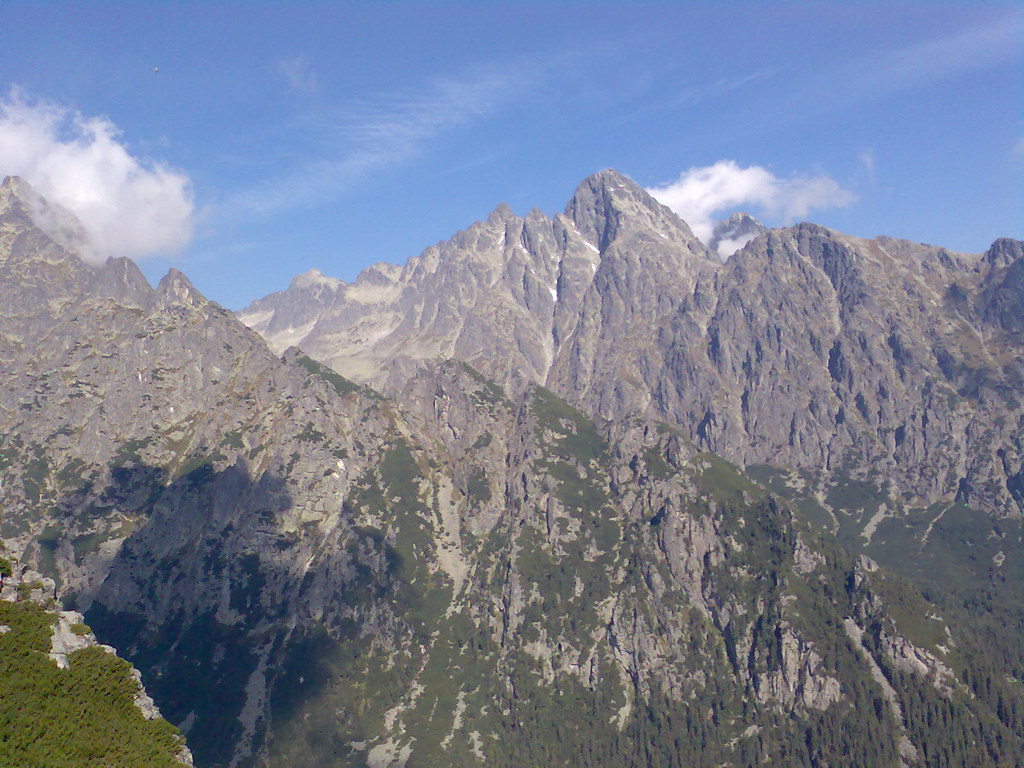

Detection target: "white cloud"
[647, 160, 855, 244]
[0, 89, 193, 263]
[714, 234, 759, 259]
[1013, 138, 1024, 160]
[847, 15, 1021, 99]
[276, 56, 319, 95]
[778, 14, 1022, 127]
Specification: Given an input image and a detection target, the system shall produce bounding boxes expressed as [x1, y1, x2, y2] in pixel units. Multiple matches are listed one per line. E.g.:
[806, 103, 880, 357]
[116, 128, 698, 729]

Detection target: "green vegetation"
[466, 465, 491, 503]
[693, 451, 766, 503]
[296, 421, 327, 443]
[0, 599, 186, 767]
[295, 353, 360, 395]
[459, 361, 511, 406]
[221, 429, 244, 449]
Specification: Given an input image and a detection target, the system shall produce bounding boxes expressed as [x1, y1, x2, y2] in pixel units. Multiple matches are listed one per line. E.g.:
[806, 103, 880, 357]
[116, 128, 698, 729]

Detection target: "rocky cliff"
[707, 212, 767, 260]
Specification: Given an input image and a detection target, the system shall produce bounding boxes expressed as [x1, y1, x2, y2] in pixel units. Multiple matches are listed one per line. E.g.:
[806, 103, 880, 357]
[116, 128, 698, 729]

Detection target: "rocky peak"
[240, 168, 726, 392]
[290, 268, 344, 291]
[355, 261, 400, 286]
[92, 256, 153, 308]
[566, 168, 705, 253]
[486, 201, 516, 225]
[0, 175, 31, 215]
[0, 176, 48, 238]
[0, 175, 44, 216]
[152, 268, 208, 310]
[982, 237, 1024, 270]
[707, 211, 767, 260]
[0, 176, 94, 260]
[979, 238, 1024, 338]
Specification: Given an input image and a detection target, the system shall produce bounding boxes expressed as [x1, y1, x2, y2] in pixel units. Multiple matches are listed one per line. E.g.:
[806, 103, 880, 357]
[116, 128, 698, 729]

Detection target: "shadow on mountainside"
[58, 454, 295, 767]
[63, 446, 421, 768]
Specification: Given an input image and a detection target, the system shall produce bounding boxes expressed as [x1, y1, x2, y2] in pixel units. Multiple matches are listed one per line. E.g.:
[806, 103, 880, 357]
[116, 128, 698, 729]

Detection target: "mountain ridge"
[241, 169, 1023, 523]
[0, 172, 1021, 767]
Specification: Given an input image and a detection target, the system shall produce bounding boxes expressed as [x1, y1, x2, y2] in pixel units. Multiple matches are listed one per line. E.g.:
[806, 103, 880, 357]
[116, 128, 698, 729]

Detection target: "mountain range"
[241, 169, 1024, 525]
[0, 171, 1021, 767]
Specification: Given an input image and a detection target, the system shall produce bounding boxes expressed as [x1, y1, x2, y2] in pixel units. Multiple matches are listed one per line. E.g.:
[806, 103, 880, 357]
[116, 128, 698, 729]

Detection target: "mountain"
[239, 267, 347, 353]
[1, 174, 1023, 767]
[706, 212, 767, 260]
[238, 169, 717, 393]
[245, 170, 1024, 578]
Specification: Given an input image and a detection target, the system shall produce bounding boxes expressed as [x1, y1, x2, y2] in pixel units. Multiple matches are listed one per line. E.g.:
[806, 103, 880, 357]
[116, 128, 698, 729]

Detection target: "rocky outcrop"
[0, 562, 194, 765]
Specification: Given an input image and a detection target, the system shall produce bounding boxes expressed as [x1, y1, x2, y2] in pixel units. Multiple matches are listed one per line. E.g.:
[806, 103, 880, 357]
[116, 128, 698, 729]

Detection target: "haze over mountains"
[1, 171, 1022, 767]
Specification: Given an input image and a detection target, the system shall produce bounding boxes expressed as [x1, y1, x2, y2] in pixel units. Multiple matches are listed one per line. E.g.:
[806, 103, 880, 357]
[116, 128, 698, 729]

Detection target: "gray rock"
[242, 173, 1022, 520]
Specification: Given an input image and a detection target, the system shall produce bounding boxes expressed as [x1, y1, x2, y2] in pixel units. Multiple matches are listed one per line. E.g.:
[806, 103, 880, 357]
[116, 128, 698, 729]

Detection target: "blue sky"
[0, 2, 1020, 308]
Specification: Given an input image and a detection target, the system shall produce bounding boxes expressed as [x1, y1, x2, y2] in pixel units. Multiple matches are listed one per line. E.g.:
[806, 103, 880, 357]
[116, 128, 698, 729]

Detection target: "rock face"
[0, 176, 426, 764]
[2, 175, 1023, 768]
[615, 225, 1024, 519]
[239, 268, 347, 353]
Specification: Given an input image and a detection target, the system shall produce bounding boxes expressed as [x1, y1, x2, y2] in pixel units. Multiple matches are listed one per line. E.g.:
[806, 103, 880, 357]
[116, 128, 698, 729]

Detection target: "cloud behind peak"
[0, 89, 194, 263]
[647, 160, 854, 246]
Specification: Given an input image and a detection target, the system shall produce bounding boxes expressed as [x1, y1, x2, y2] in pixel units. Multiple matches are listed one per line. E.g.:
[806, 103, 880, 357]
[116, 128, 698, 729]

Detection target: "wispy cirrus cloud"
[220, 63, 536, 221]
[797, 13, 1021, 116]
[275, 55, 319, 96]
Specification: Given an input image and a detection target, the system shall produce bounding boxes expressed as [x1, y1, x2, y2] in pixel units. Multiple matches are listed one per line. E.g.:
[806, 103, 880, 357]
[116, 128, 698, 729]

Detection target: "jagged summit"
[566, 167, 706, 251]
[485, 201, 515, 224]
[566, 168, 655, 217]
[575, 167, 635, 190]
[240, 167, 1024, 524]
[706, 211, 767, 260]
[154, 267, 208, 309]
[0, 175, 42, 222]
[290, 268, 344, 290]
[0, 175, 95, 261]
[0, 175, 30, 197]
[239, 168, 718, 388]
